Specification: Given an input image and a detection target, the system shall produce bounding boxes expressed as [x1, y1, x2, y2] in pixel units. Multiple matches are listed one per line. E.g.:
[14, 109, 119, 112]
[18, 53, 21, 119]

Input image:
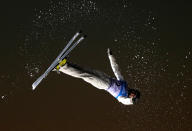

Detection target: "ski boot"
[56, 58, 67, 70]
[53, 58, 67, 74]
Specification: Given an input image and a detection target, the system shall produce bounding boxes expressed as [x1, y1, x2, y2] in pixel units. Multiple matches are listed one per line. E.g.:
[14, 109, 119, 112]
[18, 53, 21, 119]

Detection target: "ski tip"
[32, 84, 36, 90]
[79, 30, 82, 33]
[84, 35, 87, 38]
[32, 82, 39, 90]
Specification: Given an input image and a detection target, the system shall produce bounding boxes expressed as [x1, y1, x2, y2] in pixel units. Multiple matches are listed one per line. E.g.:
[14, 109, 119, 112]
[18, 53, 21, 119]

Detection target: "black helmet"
[128, 89, 140, 104]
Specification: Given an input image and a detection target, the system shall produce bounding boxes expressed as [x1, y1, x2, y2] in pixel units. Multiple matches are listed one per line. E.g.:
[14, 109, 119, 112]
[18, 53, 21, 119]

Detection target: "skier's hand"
[107, 48, 112, 55]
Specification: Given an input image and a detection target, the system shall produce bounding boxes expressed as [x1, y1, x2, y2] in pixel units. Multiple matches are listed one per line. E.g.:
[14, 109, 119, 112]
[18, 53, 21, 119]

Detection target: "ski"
[32, 31, 85, 90]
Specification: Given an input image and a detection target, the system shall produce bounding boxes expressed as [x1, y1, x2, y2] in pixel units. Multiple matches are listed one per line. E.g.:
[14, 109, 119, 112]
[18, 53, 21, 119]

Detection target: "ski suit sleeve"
[107, 48, 124, 81]
[118, 96, 133, 105]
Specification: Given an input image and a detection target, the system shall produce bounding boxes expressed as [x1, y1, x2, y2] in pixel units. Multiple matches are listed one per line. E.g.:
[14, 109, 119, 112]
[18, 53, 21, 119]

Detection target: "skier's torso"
[106, 79, 128, 99]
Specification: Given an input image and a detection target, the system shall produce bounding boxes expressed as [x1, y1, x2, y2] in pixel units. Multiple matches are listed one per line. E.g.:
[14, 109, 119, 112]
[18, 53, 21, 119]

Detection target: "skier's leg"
[59, 62, 111, 90]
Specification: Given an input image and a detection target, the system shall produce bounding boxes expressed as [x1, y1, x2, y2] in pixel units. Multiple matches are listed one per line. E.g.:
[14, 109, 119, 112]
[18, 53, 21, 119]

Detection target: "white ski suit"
[59, 49, 133, 105]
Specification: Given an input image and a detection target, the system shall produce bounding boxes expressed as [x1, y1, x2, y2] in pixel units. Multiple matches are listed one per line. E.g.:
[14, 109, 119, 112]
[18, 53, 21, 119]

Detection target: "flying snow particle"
[185, 56, 188, 59]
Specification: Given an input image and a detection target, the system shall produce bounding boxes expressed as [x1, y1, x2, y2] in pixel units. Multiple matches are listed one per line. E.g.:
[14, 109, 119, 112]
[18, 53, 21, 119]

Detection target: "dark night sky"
[0, 0, 192, 131]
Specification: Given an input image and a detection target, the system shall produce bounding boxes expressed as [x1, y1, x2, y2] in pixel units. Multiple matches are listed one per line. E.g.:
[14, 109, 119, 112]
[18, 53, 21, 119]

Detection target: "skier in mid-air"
[55, 48, 140, 105]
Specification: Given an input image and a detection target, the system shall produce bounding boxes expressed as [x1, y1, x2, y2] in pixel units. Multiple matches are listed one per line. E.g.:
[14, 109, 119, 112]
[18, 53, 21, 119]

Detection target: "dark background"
[0, 0, 192, 131]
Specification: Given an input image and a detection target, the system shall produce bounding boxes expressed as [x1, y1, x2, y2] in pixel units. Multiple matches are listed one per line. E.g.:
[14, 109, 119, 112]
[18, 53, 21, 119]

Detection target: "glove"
[107, 48, 113, 55]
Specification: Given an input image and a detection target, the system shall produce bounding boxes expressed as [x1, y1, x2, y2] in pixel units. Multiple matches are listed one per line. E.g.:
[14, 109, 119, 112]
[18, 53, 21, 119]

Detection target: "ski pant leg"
[59, 62, 111, 90]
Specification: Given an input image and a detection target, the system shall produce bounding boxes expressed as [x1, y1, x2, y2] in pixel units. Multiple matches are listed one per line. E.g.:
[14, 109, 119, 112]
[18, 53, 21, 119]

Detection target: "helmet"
[128, 89, 140, 104]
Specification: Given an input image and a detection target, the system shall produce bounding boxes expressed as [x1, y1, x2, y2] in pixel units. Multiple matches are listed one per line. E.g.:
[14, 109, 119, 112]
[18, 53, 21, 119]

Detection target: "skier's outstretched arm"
[107, 48, 124, 81]
[118, 96, 133, 105]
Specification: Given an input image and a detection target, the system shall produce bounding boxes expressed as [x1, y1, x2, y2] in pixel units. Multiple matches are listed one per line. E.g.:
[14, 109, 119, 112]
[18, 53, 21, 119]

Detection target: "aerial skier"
[55, 48, 140, 105]
[32, 32, 140, 105]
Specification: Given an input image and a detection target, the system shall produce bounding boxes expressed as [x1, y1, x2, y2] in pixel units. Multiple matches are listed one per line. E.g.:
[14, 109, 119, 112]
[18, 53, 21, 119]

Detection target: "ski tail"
[56, 31, 81, 61]
[59, 36, 85, 60]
